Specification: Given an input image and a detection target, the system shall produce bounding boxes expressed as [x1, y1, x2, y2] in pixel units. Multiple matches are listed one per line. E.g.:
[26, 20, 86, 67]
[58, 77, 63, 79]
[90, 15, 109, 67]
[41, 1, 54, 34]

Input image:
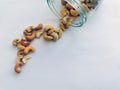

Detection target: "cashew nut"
[35, 23, 43, 30]
[44, 25, 54, 32]
[65, 3, 74, 10]
[61, 0, 67, 6]
[23, 30, 32, 36]
[56, 28, 63, 39]
[25, 26, 35, 33]
[22, 55, 31, 64]
[43, 32, 53, 40]
[14, 61, 24, 73]
[60, 8, 69, 17]
[70, 9, 79, 17]
[12, 38, 21, 46]
[82, 3, 90, 13]
[51, 32, 59, 41]
[24, 46, 36, 55]
[35, 30, 43, 38]
[25, 32, 36, 41]
[20, 38, 30, 47]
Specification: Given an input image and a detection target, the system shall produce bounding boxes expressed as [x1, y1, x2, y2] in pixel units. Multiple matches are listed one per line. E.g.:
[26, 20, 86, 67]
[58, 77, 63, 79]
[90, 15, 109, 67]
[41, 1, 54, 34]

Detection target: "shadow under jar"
[47, 0, 103, 27]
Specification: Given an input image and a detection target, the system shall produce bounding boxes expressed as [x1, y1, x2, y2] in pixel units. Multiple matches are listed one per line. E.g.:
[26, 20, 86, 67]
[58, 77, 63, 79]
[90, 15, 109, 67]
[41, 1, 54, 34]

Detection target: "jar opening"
[47, 0, 87, 27]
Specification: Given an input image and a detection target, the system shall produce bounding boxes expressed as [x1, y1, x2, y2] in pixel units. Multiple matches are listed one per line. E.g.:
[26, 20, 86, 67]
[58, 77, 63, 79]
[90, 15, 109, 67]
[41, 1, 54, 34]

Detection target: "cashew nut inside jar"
[47, 0, 103, 27]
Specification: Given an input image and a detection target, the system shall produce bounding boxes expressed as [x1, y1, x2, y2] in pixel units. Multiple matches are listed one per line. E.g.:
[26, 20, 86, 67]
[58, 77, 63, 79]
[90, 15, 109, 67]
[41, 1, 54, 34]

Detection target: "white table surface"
[0, 0, 120, 90]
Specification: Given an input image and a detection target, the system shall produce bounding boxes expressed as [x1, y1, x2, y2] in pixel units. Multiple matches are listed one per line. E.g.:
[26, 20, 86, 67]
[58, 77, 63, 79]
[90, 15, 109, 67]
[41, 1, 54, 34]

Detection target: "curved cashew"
[61, 0, 67, 6]
[59, 22, 66, 31]
[17, 44, 25, 50]
[56, 28, 63, 39]
[51, 32, 59, 41]
[24, 46, 36, 55]
[35, 30, 43, 38]
[14, 61, 24, 73]
[82, 3, 90, 13]
[23, 30, 32, 36]
[21, 38, 30, 47]
[22, 55, 31, 64]
[12, 38, 21, 46]
[35, 23, 43, 30]
[44, 25, 54, 32]
[60, 8, 69, 16]
[65, 3, 74, 10]
[25, 26, 35, 33]
[70, 9, 79, 17]
[25, 32, 36, 41]
[43, 32, 53, 40]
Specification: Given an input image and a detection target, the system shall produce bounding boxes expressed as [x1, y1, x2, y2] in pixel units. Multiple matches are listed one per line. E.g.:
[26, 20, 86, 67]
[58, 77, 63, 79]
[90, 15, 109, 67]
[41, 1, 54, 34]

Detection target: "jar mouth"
[47, 0, 87, 27]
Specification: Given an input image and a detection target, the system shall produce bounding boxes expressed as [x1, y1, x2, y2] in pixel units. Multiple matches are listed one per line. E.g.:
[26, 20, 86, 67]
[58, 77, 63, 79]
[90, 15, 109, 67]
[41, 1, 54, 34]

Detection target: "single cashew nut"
[43, 32, 53, 41]
[14, 61, 24, 73]
[82, 3, 90, 13]
[65, 3, 74, 10]
[20, 38, 30, 47]
[60, 8, 69, 17]
[51, 32, 59, 41]
[22, 55, 31, 64]
[25, 32, 36, 41]
[24, 46, 36, 55]
[35, 23, 43, 30]
[56, 28, 63, 39]
[70, 9, 79, 17]
[35, 30, 43, 38]
[23, 30, 32, 36]
[12, 38, 21, 46]
[61, 0, 67, 6]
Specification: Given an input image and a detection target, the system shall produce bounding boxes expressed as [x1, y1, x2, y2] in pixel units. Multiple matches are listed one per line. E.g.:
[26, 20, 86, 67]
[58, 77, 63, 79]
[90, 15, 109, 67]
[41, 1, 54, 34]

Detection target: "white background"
[0, 0, 120, 90]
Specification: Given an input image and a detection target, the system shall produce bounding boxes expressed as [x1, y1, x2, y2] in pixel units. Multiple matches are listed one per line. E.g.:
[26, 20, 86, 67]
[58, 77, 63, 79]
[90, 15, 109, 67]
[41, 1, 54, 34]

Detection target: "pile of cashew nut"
[12, 24, 43, 73]
[13, 0, 97, 73]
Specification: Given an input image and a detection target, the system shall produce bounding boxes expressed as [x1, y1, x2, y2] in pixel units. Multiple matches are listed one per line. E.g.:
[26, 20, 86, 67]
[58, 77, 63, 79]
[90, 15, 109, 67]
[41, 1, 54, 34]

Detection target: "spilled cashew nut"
[60, 8, 69, 17]
[20, 38, 30, 47]
[25, 26, 35, 33]
[14, 61, 24, 73]
[22, 55, 31, 64]
[35, 23, 43, 30]
[12, 38, 21, 46]
[65, 3, 74, 10]
[61, 0, 67, 6]
[25, 32, 36, 41]
[55, 28, 63, 39]
[51, 32, 59, 41]
[24, 46, 36, 55]
[35, 30, 43, 38]
[43, 32, 53, 40]
[70, 9, 79, 17]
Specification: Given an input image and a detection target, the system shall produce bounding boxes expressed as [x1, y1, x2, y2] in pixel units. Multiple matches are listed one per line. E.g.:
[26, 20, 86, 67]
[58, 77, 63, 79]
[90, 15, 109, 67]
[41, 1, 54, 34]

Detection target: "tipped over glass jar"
[47, 0, 103, 29]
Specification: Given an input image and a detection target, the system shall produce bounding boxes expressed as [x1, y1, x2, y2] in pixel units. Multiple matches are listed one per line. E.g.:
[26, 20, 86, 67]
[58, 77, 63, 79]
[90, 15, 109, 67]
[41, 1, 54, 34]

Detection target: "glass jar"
[47, 0, 103, 27]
